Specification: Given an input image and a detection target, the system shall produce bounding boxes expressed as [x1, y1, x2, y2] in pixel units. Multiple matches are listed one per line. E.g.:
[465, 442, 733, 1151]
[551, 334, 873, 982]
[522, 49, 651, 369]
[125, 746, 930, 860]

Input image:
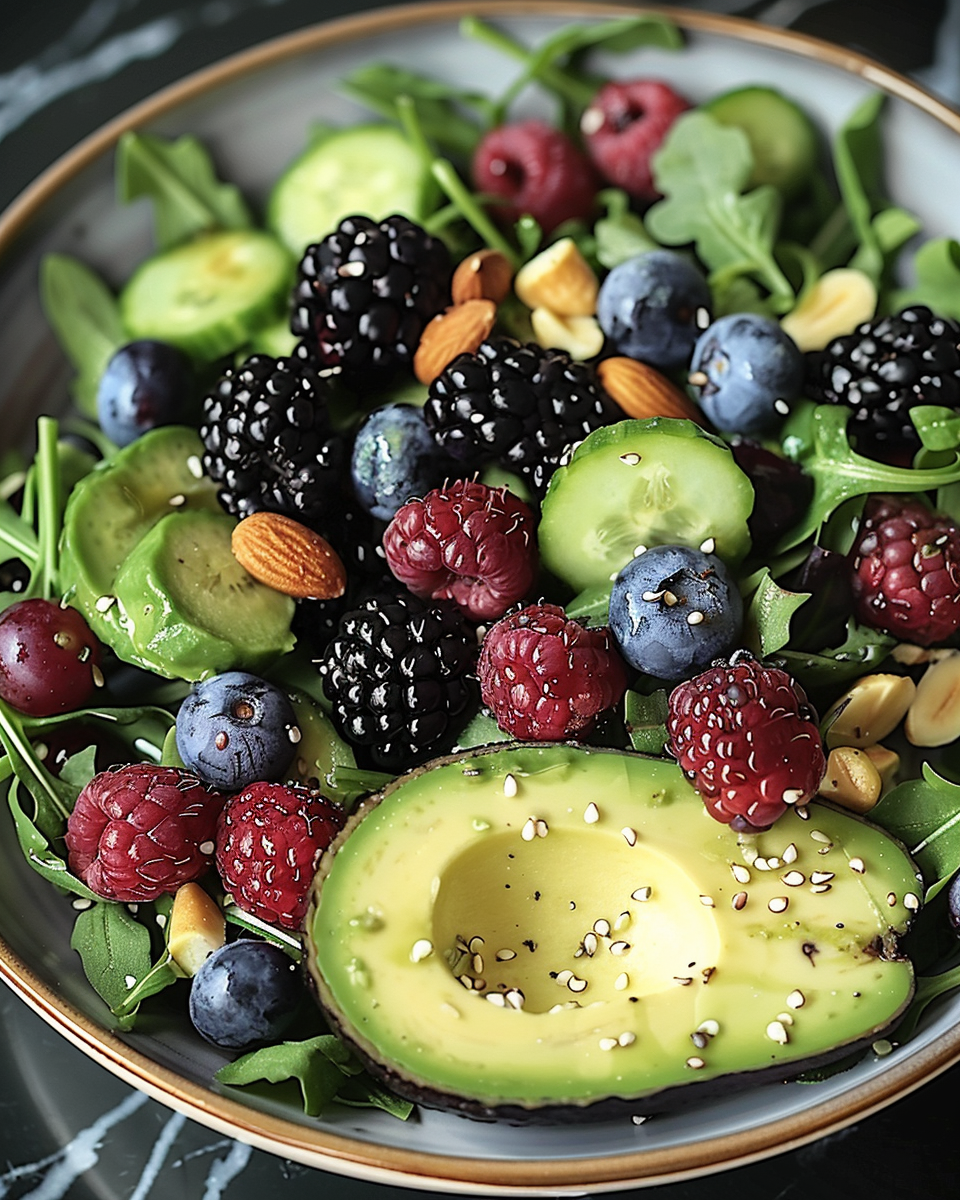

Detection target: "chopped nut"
[514, 237, 598, 315]
[822, 673, 916, 749]
[818, 746, 882, 814]
[529, 308, 604, 361]
[861, 743, 901, 792]
[905, 650, 960, 747]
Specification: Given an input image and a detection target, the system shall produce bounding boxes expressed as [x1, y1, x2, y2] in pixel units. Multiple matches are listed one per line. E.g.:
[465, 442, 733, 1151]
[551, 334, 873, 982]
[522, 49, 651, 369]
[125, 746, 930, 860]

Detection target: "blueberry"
[96, 340, 193, 447]
[176, 671, 297, 791]
[608, 545, 743, 680]
[689, 314, 804, 434]
[351, 403, 452, 520]
[188, 940, 303, 1049]
[596, 250, 711, 369]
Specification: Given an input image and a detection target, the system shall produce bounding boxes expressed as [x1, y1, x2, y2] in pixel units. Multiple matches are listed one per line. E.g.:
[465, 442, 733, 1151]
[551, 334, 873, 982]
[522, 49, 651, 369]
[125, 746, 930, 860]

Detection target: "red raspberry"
[851, 494, 960, 647]
[383, 479, 537, 622]
[65, 763, 224, 903]
[581, 79, 691, 203]
[478, 603, 628, 739]
[216, 782, 345, 930]
[472, 120, 599, 234]
[667, 653, 826, 831]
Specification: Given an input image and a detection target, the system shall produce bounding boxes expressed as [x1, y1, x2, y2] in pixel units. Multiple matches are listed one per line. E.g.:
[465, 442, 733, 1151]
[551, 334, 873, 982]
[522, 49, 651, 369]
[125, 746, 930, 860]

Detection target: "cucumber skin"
[538, 418, 755, 594]
[703, 86, 819, 196]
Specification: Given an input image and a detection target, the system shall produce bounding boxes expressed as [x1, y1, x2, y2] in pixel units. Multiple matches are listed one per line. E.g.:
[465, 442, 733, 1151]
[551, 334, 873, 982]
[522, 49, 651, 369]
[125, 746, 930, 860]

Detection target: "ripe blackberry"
[667, 652, 826, 831]
[850, 494, 960, 646]
[805, 307, 960, 462]
[424, 338, 620, 496]
[200, 353, 343, 523]
[478, 603, 628, 740]
[291, 214, 452, 382]
[319, 592, 477, 771]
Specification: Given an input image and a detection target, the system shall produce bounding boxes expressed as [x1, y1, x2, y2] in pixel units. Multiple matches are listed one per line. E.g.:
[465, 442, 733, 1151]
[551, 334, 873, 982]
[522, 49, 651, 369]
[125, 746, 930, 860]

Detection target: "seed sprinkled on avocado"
[732, 891, 748, 910]
[619, 1032, 637, 1047]
[811, 883, 832, 894]
[768, 896, 789, 913]
[503, 773, 518, 797]
[582, 933, 598, 957]
[782, 842, 798, 864]
[849, 857, 866, 873]
[615, 973, 629, 990]
[521, 818, 536, 841]
[487, 993, 506, 1007]
[766, 1021, 789, 1045]
[599, 1037, 618, 1050]
[674, 977, 693, 986]
[699, 895, 715, 907]
[691, 1032, 709, 1050]
[631, 886, 652, 901]
[584, 802, 600, 824]
[786, 989, 806, 1009]
[887, 892, 898, 906]
[731, 863, 751, 884]
[796, 805, 810, 819]
[686, 1056, 706, 1069]
[615, 911, 631, 931]
[697, 1019, 720, 1037]
[810, 871, 835, 884]
[594, 919, 611, 936]
[505, 989, 525, 1010]
[568, 976, 588, 993]
[495, 948, 516, 961]
[610, 941, 631, 955]
[904, 893, 920, 911]
[622, 827, 638, 846]
[782, 871, 804, 887]
[777, 1012, 794, 1025]
[810, 829, 831, 844]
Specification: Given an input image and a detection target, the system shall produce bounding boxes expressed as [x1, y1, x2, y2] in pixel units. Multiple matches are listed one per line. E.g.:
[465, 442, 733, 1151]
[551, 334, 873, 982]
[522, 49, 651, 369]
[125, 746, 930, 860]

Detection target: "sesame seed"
[674, 976, 693, 986]
[583, 932, 598, 957]
[697, 1019, 720, 1037]
[699, 537, 716, 554]
[731, 863, 751, 884]
[641, 589, 664, 602]
[584, 802, 600, 824]
[599, 1037, 619, 1051]
[687, 611, 705, 626]
[610, 940, 630, 955]
[618, 1031, 636, 1047]
[796, 805, 810, 820]
[699, 895, 715, 907]
[168, 493, 186, 507]
[663, 591, 679, 607]
[633, 544, 647, 557]
[782, 843, 798, 864]
[632, 1115, 648, 1125]
[782, 871, 805, 887]
[810, 830, 831, 844]
[631, 886, 652, 902]
[622, 827, 638, 846]
[702, 966, 716, 984]
[594, 918, 611, 937]
[787, 989, 806, 1009]
[503, 773, 518, 797]
[568, 976, 588, 993]
[72, 898, 93, 911]
[904, 893, 920, 911]
[849, 857, 866, 874]
[459, 975, 474, 990]
[614, 911, 631, 931]
[186, 454, 203, 478]
[768, 896, 789, 913]
[288, 725, 302, 744]
[887, 892, 898, 907]
[91, 665, 106, 688]
[125, 975, 137, 989]
[619, 452, 642, 465]
[472, 953, 484, 973]
[810, 871, 835, 885]
[556, 970, 573, 986]
[782, 788, 804, 805]
[535, 819, 549, 838]
[496, 949, 516, 961]
[732, 891, 748, 910]
[690, 1031, 709, 1050]
[521, 818, 536, 841]
[486, 992, 506, 1007]
[505, 989, 525, 1010]
[686, 1056, 706, 1069]
[754, 857, 770, 871]
[615, 972, 629, 991]
[469, 936, 485, 952]
[777, 1012, 794, 1025]
[767, 857, 781, 869]
[774, 398, 790, 415]
[155, 913, 167, 928]
[199, 840, 215, 855]
[766, 1020, 789, 1045]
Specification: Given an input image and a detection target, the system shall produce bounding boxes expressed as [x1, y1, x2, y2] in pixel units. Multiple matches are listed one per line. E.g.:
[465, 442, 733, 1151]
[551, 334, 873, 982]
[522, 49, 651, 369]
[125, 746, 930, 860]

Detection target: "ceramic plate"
[1, 3, 960, 1193]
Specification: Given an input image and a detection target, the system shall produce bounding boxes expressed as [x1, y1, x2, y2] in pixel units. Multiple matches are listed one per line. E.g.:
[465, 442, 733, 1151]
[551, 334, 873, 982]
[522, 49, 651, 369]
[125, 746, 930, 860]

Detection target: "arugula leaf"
[116, 131, 252, 249]
[871, 763, 960, 900]
[743, 569, 810, 657]
[39, 254, 126, 418]
[832, 92, 885, 281]
[646, 112, 794, 311]
[772, 619, 894, 690]
[624, 690, 669, 756]
[7, 779, 97, 898]
[0, 698, 76, 835]
[594, 189, 657, 268]
[773, 405, 960, 553]
[911, 405, 960, 453]
[894, 238, 960, 319]
[58, 745, 98, 793]
[565, 582, 613, 623]
[891, 963, 960, 1043]
[215, 1034, 411, 1119]
[71, 901, 165, 1029]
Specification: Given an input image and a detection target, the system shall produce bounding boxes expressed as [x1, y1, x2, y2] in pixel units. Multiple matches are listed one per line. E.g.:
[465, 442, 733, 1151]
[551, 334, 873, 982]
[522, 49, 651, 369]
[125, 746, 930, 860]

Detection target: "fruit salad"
[2, 10, 960, 1125]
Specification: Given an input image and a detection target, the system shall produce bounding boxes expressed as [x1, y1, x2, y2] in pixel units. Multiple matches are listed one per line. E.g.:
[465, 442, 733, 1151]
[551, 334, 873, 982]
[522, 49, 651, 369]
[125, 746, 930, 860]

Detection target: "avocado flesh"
[306, 744, 920, 1116]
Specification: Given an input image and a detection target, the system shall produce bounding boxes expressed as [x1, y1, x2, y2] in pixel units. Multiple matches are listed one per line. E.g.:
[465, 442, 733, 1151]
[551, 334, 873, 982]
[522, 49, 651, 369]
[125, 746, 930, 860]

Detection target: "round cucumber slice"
[703, 86, 819, 196]
[267, 124, 433, 254]
[120, 229, 292, 362]
[538, 418, 754, 593]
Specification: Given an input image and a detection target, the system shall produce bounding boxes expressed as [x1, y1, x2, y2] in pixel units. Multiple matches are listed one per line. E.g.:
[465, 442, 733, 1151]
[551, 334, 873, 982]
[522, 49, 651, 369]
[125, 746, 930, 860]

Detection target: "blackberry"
[200, 353, 343, 523]
[319, 592, 477, 771]
[805, 306, 960, 462]
[291, 214, 452, 383]
[424, 338, 620, 496]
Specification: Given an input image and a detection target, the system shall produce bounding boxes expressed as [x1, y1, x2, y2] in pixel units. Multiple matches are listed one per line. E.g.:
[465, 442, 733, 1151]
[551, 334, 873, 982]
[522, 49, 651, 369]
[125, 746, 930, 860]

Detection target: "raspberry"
[580, 79, 691, 203]
[65, 763, 224, 903]
[216, 782, 345, 930]
[383, 479, 538, 622]
[666, 653, 826, 831]
[850, 494, 960, 646]
[478, 604, 628, 739]
[472, 120, 599, 234]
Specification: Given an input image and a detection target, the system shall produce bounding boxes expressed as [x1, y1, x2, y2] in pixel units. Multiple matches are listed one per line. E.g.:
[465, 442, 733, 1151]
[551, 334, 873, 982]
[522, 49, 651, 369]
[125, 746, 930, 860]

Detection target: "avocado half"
[304, 743, 921, 1121]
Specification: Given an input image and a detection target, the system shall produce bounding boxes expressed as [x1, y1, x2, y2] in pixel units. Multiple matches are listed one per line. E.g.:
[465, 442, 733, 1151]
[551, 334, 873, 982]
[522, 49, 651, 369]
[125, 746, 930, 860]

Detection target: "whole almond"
[451, 248, 514, 305]
[232, 511, 346, 600]
[414, 298, 497, 385]
[597, 356, 706, 425]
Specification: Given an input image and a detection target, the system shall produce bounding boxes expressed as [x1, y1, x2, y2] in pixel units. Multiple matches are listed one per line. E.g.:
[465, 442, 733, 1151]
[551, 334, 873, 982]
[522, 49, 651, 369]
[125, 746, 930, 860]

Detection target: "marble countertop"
[2, 2, 960, 1197]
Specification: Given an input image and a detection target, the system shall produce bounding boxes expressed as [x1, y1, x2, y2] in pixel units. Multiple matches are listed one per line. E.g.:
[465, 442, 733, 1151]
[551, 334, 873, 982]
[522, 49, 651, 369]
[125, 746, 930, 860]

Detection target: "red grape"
[0, 599, 103, 716]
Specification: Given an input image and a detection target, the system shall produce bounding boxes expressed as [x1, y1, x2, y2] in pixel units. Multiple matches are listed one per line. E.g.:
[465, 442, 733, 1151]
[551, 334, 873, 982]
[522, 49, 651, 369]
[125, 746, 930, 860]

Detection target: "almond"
[514, 238, 599, 316]
[597, 356, 705, 424]
[414, 298, 497, 385]
[530, 308, 604, 360]
[167, 882, 226, 977]
[231, 511, 346, 600]
[451, 248, 513, 305]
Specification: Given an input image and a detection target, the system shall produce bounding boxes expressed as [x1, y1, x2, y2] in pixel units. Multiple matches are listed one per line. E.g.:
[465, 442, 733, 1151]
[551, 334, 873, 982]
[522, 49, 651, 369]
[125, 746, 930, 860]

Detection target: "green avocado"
[305, 743, 920, 1118]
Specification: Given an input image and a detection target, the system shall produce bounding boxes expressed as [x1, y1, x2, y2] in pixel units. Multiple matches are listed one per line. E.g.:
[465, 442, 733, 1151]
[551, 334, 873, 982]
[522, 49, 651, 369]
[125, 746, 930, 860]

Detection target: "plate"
[1, 2, 960, 1193]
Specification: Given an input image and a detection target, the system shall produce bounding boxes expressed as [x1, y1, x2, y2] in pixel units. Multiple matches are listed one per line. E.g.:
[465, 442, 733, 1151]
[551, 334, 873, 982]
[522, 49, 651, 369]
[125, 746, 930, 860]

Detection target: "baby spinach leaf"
[117, 131, 252, 250]
[743, 569, 810, 657]
[594, 189, 657, 268]
[624, 690, 669, 756]
[0, 698, 76, 834]
[911, 405, 960, 453]
[894, 238, 960, 319]
[71, 900, 162, 1029]
[891, 962, 960, 1043]
[871, 763, 960, 900]
[40, 254, 126, 418]
[772, 405, 960, 553]
[58, 745, 98, 793]
[7, 779, 98, 898]
[335, 1075, 415, 1119]
[646, 112, 794, 311]
[772, 619, 894, 691]
[832, 92, 886, 282]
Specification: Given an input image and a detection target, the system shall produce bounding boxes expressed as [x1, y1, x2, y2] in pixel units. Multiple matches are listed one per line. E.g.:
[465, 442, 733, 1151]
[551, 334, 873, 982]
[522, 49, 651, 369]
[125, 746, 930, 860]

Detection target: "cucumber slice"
[267, 124, 432, 254]
[113, 509, 295, 681]
[703, 86, 819, 196]
[538, 418, 754, 593]
[120, 229, 291, 361]
[60, 426, 221, 656]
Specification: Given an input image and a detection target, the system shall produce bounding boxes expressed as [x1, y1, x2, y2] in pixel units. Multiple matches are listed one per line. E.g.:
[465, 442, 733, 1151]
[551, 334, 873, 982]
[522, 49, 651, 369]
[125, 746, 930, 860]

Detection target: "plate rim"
[1, 1, 960, 1192]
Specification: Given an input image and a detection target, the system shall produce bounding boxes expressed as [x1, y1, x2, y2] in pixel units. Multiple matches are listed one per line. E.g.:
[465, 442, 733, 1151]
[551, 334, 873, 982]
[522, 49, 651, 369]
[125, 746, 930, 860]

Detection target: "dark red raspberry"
[667, 653, 826, 831]
[479, 604, 628, 739]
[580, 79, 691, 203]
[383, 479, 538, 622]
[850, 494, 960, 647]
[472, 120, 599, 234]
[65, 763, 224, 903]
[216, 782, 344, 930]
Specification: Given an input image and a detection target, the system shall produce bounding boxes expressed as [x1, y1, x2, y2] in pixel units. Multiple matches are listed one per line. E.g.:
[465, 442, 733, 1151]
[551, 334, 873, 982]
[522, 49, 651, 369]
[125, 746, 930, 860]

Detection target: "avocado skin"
[305, 743, 919, 1123]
